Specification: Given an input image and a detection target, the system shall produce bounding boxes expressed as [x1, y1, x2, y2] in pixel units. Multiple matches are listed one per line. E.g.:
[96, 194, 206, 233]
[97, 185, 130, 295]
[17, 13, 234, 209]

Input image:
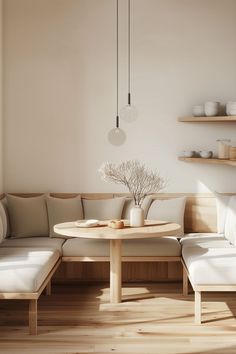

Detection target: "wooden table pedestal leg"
[110, 239, 122, 303]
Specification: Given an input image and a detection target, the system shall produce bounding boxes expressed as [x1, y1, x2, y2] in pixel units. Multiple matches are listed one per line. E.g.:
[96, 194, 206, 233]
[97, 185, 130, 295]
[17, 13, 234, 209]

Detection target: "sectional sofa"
[0, 192, 235, 334]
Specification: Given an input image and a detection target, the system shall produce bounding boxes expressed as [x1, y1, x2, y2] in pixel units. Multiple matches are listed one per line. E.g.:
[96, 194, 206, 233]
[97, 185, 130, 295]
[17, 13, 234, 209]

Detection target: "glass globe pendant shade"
[108, 127, 126, 146]
[120, 102, 138, 123]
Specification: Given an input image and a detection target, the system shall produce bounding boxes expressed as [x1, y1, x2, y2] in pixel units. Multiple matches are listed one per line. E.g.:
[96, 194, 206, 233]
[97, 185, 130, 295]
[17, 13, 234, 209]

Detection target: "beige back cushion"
[122, 196, 153, 219]
[0, 201, 8, 239]
[0, 216, 3, 244]
[225, 196, 236, 245]
[147, 197, 186, 235]
[46, 195, 84, 237]
[214, 192, 232, 234]
[82, 197, 126, 220]
[6, 194, 49, 238]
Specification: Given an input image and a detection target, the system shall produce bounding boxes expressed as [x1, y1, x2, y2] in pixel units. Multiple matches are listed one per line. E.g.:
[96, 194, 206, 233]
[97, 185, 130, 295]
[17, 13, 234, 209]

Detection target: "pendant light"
[120, 0, 137, 123]
[108, 0, 126, 146]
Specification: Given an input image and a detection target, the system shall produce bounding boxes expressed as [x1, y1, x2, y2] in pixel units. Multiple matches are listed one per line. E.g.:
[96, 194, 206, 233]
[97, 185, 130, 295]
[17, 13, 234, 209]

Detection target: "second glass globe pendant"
[120, 0, 137, 123]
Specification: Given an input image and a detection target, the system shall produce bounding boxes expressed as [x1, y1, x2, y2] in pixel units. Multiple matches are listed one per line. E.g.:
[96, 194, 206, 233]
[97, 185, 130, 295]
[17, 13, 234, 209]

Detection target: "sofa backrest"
[0, 192, 221, 233]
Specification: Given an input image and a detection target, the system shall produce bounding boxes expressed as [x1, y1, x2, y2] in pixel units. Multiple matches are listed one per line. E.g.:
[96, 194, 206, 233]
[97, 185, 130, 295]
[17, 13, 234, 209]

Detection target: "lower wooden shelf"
[178, 157, 236, 167]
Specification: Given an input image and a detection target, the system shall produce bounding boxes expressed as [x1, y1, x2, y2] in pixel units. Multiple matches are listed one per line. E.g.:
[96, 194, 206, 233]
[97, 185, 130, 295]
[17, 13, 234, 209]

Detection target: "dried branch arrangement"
[99, 160, 167, 206]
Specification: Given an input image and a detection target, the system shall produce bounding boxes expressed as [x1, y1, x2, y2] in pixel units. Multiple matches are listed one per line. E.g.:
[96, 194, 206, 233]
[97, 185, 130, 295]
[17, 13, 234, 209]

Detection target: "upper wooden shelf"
[178, 116, 236, 122]
[178, 157, 236, 167]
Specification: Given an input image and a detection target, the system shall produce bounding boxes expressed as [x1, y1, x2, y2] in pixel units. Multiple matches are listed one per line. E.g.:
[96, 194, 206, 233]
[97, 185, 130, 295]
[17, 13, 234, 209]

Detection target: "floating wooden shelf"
[178, 157, 236, 167]
[178, 116, 236, 122]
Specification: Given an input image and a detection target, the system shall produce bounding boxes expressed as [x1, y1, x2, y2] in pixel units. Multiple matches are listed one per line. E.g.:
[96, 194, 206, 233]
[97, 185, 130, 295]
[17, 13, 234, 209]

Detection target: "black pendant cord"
[128, 0, 131, 105]
[116, 0, 120, 128]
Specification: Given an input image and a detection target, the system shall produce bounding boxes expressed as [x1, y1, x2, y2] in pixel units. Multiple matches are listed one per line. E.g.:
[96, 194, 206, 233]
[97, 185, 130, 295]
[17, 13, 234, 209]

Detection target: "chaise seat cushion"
[0, 237, 65, 253]
[180, 233, 233, 248]
[182, 246, 236, 285]
[0, 247, 60, 293]
[62, 237, 181, 257]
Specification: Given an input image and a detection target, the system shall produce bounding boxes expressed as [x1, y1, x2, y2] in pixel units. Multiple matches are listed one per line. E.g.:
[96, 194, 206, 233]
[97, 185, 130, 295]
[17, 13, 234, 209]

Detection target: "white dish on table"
[75, 219, 99, 228]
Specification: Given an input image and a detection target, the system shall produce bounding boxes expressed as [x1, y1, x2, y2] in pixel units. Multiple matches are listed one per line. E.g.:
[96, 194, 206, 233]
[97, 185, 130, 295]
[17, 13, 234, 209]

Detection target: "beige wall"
[0, 0, 2, 193]
[3, 0, 236, 193]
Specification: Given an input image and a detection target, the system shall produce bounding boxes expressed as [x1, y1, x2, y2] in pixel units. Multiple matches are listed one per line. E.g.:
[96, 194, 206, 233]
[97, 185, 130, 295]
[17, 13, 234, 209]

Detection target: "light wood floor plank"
[0, 283, 236, 354]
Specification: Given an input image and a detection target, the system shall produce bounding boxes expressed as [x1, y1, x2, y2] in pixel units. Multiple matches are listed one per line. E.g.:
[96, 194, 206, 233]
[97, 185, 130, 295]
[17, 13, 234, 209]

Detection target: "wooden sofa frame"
[0, 258, 61, 335]
[0, 192, 226, 333]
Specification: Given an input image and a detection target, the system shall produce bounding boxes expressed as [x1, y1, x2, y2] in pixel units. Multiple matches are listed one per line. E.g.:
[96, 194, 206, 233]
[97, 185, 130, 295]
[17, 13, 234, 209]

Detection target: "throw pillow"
[46, 195, 84, 237]
[0, 216, 3, 244]
[224, 195, 236, 245]
[0, 200, 8, 239]
[214, 192, 232, 234]
[82, 197, 126, 220]
[147, 196, 186, 236]
[6, 194, 49, 238]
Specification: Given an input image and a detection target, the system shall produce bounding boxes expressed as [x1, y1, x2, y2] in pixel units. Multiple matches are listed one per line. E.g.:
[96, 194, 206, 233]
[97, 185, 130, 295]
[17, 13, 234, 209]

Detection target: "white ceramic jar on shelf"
[204, 101, 220, 117]
[217, 139, 231, 159]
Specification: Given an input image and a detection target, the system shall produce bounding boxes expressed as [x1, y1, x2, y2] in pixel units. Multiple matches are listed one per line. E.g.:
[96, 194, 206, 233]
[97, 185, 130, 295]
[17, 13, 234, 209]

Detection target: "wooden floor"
[1, 282, 236, 354]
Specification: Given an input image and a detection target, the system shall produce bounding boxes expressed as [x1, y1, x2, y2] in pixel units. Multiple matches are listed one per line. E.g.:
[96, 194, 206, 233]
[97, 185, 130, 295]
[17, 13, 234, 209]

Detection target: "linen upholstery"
[46, 195, 83, 237]
[122, 196, 153, 219]
[6, 195, 48, 238]
[224, 196, 236, 245]
[0, 237, 65, 253]
[182, 246, 236, 285]
[214, 192, 232, 234]
[0, 217, 3, 244]
[0, 200, 8, 239]
[180, 233, 232, 248]
[62, 237, 181, 257]
[82, 197, 126, 220]
[147, 197, 186, 235]
[0, 247, 60, 292]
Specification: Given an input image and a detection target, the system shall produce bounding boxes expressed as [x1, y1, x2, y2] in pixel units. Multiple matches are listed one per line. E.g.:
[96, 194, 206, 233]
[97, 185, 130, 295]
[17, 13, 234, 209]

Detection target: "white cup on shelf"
[226, 101, 236, 116]
[204, 101, 220, 117]
[192, 105, 205, 117]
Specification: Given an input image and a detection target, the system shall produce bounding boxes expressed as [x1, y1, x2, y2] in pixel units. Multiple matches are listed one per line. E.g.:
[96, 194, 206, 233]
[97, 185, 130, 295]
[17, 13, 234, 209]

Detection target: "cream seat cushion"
[6, 194, 48, 238]
[62, 237, 181, 257]
[46, 195, 83, 237]
[182, 246, 236, 285]
[0, 247, 60, 292]
[82, 197, 126, 220]
[0, 237, 65, 253]
[180, 233, 232, 248]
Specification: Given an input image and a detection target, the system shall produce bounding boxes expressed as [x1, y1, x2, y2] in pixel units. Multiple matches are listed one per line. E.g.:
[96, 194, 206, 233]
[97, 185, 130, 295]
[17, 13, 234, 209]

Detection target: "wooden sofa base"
[181, 260, 236, 324]
[0, 258, 61, 335]
[62, 256, 185, 292]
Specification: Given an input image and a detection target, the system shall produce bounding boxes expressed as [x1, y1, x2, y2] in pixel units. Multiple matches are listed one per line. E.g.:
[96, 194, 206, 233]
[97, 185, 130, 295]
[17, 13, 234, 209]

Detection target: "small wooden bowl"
[108, 220, 124, 229]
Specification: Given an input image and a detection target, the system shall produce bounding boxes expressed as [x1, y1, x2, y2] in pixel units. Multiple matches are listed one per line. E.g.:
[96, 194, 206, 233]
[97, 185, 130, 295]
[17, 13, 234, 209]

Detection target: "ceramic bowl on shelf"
[204, 101, 220, 117]
[226, 101, 236, 116]
[199, 151, 213, 159]
[192, 105, 205, 117]
[182, 151, 196, 158]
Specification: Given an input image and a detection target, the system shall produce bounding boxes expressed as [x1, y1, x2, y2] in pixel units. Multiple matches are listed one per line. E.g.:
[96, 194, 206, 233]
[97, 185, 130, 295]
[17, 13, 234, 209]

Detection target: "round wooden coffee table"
[54, 220, 181, 303]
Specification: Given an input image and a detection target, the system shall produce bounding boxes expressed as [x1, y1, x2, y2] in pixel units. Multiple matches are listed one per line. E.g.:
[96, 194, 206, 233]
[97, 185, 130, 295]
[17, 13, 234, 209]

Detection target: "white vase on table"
[130, 205, 144, 227]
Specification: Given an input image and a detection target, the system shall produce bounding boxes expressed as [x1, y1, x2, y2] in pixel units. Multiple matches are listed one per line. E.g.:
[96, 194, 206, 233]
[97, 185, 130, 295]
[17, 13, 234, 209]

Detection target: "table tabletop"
[54, 220, 181, 240]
